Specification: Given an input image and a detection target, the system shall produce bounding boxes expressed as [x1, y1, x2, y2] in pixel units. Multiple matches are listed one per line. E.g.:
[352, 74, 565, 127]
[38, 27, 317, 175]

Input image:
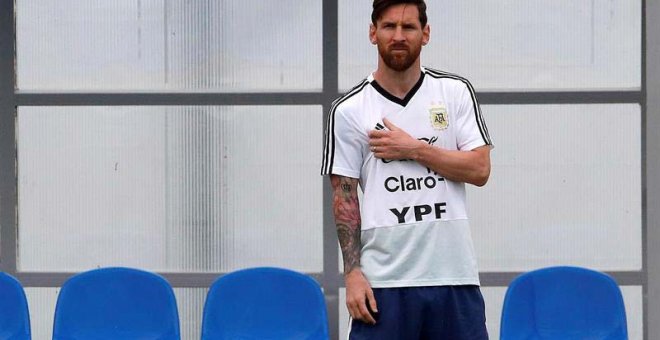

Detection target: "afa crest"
[429, 105, 449, 130]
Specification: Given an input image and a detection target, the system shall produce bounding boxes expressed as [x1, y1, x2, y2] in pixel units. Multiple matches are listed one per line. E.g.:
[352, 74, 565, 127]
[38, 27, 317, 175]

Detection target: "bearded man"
[321, 0, 493, 339]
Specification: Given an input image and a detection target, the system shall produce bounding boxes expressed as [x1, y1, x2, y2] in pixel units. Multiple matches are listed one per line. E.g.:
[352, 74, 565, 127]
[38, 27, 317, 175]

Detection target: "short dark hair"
[371, 0, 428, 28]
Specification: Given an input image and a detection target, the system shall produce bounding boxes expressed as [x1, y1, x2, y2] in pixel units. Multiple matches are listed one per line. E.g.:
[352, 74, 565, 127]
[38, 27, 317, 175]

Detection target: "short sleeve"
[454, 81, 493, 151]
[320, 106, 365, 178]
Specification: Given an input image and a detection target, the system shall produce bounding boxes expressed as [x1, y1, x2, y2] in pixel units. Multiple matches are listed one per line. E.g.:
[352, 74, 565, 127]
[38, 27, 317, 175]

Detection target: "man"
[321, 0, 492, 338]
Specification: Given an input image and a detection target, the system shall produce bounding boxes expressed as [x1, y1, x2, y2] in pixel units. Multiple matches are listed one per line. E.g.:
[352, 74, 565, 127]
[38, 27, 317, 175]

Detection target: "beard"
[378, 42, 422, 72]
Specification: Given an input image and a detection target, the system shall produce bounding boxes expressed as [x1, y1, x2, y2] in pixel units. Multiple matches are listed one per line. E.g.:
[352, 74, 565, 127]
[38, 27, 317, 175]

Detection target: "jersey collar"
[369, 70, 425, 107]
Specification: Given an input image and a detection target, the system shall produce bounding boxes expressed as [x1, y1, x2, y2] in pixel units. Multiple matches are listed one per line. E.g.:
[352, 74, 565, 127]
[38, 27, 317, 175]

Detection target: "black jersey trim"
[321, 79, 370, 175]
[424, 67, 492, 146]
[370, 71, 425, 107]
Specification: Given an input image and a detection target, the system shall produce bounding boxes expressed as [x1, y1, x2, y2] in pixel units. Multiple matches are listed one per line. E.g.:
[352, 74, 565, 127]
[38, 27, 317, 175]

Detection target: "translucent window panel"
[17, 106, 323, 272]
[469, 104, 641, 271]
[174, 288, 206, 340]
[25, 287, 208, 340]
[339, 288, 348, 339]
[339, 0, 641, 91]
[481, 286, 643, 340]
[16, 0, 322, 92]
[23, 288, 58, 340]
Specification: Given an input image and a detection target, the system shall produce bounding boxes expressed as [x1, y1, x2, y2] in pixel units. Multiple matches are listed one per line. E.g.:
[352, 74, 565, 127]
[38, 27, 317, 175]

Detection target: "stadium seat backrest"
[0, 272, 31, 340]
[500, 266, 628, 340]
[202, 267, 329, 340]
[53, 267, 180, 340]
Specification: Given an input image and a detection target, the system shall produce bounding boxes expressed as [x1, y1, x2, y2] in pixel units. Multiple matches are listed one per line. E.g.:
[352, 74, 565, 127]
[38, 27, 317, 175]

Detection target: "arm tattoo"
[331, 175, 362, 274]
[341, 182, 351, 193]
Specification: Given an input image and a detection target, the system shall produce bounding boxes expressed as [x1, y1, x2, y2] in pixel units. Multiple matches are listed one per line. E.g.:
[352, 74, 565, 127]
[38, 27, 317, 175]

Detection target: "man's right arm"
[330, 174, 378, 324]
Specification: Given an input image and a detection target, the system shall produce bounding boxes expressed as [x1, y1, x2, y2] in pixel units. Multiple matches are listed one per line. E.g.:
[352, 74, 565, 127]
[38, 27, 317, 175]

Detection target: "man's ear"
[369, 23, 377, 45]
[422, 24, 430, 46]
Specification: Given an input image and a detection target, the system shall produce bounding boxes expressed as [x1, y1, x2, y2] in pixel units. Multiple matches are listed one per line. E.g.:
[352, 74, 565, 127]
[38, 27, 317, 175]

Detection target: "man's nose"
[393, 26, 405, 41]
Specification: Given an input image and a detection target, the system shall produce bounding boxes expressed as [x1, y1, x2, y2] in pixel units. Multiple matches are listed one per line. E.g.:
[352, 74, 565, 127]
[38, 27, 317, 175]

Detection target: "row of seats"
[1, 266, 628, 339]
[0, 267, 328, 340]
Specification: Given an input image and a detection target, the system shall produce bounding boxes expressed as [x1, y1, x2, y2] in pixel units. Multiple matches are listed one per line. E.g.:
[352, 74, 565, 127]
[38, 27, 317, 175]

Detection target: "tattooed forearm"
[331, 175, 362, 274]
[337, 223, 361, 273]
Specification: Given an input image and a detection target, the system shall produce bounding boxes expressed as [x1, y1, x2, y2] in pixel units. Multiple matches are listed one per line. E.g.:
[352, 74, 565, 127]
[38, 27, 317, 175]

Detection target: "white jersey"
[321, 67, 492, 288]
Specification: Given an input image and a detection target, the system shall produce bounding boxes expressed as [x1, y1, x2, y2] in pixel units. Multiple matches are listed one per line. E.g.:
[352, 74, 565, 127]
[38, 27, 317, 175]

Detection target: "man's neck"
[372, 62, 422, 99]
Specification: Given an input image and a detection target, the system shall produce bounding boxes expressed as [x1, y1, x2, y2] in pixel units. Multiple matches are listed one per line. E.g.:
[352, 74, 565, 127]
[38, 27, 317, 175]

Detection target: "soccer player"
[321, 0, 493, 338]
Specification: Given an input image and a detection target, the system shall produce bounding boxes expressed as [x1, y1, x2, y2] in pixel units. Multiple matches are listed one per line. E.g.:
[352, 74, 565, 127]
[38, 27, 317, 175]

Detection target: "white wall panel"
[24, 288, 58, 340]
[339, 0, 641, 91]
[173, 288, 206, 340]
[18, 107, 169, 271]
[470, 104, 641, 271]
[16, 0, 322, 92]
[18, 106, 323, 272]
[339, 288, 348, 340]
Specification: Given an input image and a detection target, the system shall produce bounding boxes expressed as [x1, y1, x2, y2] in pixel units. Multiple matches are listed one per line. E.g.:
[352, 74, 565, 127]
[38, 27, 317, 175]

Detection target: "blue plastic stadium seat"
[500, 266, 628, 340]
[0, 272, 31, 340]
[53, 267, 180, 340]
[201, 267, 329, 340]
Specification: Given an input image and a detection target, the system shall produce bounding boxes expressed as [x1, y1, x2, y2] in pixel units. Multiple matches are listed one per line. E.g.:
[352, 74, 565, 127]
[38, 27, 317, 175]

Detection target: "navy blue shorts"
[348, 285, 488, 340]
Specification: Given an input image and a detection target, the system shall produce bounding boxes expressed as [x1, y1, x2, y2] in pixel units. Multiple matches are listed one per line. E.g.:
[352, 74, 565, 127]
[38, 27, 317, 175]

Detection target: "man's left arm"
[368, 118, 491, 186]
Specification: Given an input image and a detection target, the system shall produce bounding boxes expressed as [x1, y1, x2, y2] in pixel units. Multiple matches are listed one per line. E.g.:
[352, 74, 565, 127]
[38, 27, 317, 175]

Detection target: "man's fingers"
[347, 302, 360, 321]
[347, 297, 364, 318]
[368, 140, 385, 147]
[367, 289, 378, 313]
[368, 129, 387, 138]
[382, 118, 400, 131]
[347, 299, 360, 317]
[357, 302, 377, 324]
[347, 296, 376, 324]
